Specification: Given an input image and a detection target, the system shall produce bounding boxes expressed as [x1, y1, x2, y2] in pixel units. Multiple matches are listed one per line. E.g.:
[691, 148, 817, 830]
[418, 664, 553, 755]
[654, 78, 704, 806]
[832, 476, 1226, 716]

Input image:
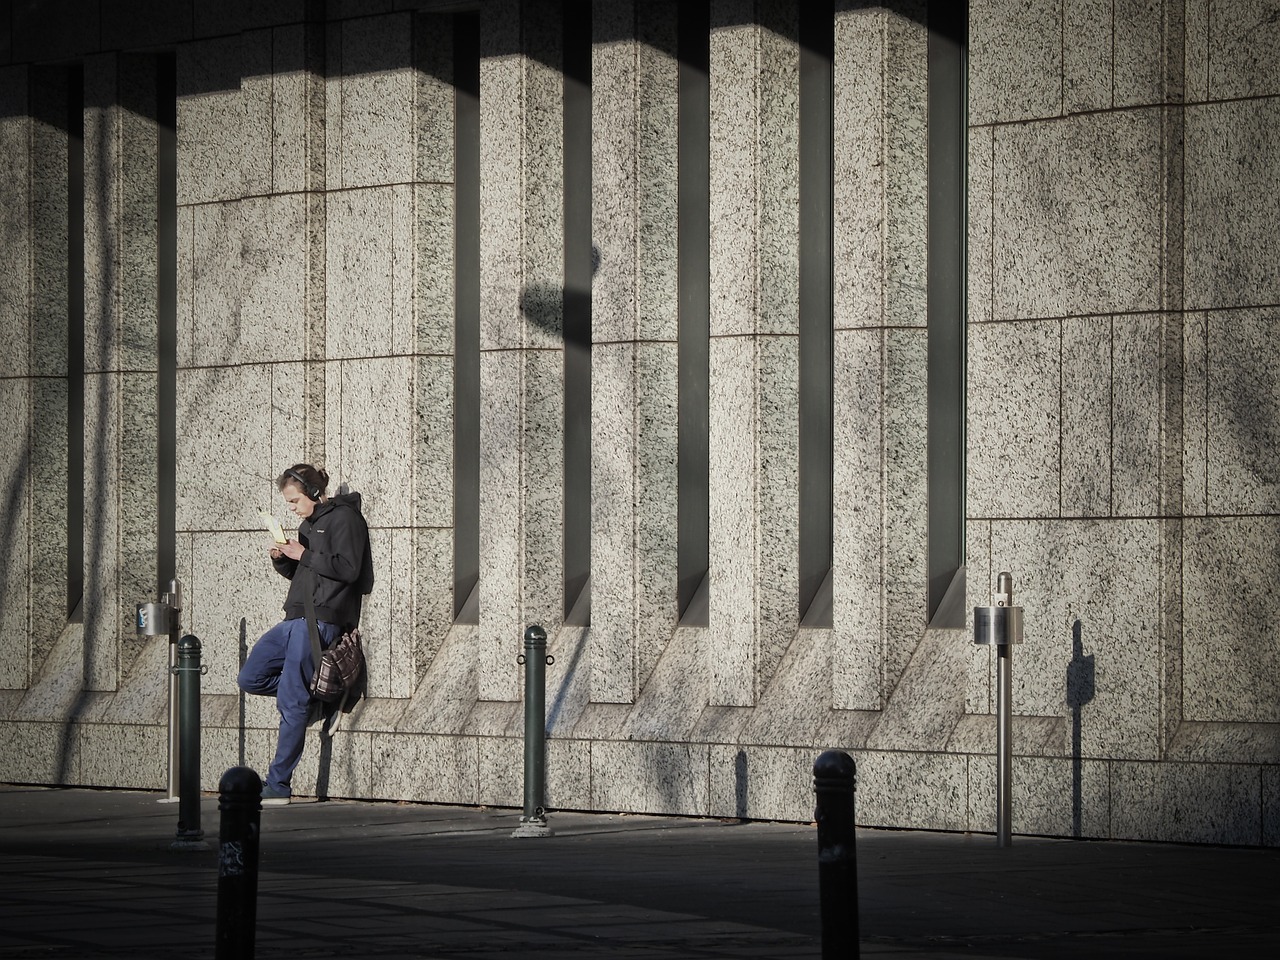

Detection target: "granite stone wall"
[0, 0, 1276, 847]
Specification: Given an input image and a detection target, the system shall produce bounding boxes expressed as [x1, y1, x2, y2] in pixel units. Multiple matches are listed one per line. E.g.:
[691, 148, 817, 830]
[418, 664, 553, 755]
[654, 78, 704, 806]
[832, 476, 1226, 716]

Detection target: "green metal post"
[512, 624, 553, 838]
[173, 634, 206, 848]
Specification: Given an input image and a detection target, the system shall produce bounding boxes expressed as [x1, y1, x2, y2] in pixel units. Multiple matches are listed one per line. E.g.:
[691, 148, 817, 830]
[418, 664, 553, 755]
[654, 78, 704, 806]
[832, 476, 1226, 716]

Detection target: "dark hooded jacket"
[272, 491, 374, 629]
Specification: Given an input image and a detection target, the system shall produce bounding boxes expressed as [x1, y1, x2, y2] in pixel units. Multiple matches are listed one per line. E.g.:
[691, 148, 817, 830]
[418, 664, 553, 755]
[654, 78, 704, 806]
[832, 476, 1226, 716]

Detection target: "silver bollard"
[974, 572, 1024, 847]
[138, 579, 183, 802]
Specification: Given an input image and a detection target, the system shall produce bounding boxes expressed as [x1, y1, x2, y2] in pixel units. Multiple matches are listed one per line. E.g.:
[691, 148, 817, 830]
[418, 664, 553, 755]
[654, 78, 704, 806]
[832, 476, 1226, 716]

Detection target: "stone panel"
[0, 68, 30, 381]
[1064, 0, 1111, 113]
[833, 5, 885, 330]
[1182, 311, 1208, 514]
[1112, 312, 1163, 516]
[240, 30, 273, 199]
[330, 13, 416, 190]
[1184, 517, 1280, 723]
[0, 721, 68, 785]
[76, 723, 166, 790]
[965, 522, 994, 714]
[1061, 315, 1111, 517]
[967, 126, 993, 326]
[359, 527, 415, 699]
[969, 0, 1063, 125]
[883, 10, 927, 329]
[855, 750, 969, 831]
[176, 364, 276, 533]
[968, 319, 1060, 519]
[882, 329, 927, 687]
[993, 111, 1163, 322]
[373, 732, 479, 803]
[415, 183, 455, 355]
[325, 185, 415, 360]
[324, 356, 414, 530]
[590, 740, 710, 816]
[1114, 0, 1177, 108]
[1185, 98, 1280, 309]
[191, 531, 291, 697]
[1206, 0, 1280, 99]
[82, 372, 121, 692]
[0, 379, 30, 689]
[993, 755, 1111, 839]
[832, 328, 882, 710]
[29, 379, 69, 674]
[1068, 110, 1163, 317]
[708, 744, 813, 822]
[271, 23, 326, 195]
[1205, 309, 1280, 514]
[177, 36, 247, 206]
[991, 518, 1164, 759]
[1110, 760, 1262, 845]
[992, 121, 1070, 321]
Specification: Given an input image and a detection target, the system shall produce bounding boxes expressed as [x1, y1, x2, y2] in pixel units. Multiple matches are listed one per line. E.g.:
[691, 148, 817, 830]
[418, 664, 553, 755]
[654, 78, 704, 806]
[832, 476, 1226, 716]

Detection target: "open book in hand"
[258, 511, 287, 544]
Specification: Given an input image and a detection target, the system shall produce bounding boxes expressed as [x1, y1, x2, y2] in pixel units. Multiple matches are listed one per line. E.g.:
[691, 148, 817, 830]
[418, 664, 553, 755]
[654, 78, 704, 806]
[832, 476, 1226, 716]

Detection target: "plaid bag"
[310, 627, 363, 703]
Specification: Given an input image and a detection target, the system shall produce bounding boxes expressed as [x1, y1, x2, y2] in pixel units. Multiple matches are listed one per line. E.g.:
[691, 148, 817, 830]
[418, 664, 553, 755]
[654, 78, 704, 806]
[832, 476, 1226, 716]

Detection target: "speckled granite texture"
[0, 0, 1277, 847]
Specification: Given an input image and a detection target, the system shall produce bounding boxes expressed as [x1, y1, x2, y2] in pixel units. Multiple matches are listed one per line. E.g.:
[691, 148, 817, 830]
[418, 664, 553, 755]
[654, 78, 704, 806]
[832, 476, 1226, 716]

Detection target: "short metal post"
[512, 624, 553, 838]
[172, 634, 207, 848]
[216, 766, 262, 960]
[974, 572, 1024, 847]
[813, 750, 859, 959]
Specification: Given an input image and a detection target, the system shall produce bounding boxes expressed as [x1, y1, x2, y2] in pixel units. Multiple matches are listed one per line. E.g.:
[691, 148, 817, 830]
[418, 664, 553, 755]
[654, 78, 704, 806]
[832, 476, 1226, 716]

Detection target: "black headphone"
[285, 468, 322, 503]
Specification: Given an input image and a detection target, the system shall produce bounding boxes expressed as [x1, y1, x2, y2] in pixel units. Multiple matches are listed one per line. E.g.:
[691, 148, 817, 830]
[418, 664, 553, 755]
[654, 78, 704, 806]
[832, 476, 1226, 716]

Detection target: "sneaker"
[261, 787, 291, 806]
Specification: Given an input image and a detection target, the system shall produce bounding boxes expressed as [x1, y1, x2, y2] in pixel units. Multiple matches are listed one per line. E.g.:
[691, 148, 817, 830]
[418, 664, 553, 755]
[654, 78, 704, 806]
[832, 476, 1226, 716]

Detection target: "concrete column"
[478, 0, 565, 701]
[0, 66, 32, 690]
[83, 53, 161, 689]
[831, 5, 928, 710]
[707, 0, 800, 706]
[589, 0, 679, 702]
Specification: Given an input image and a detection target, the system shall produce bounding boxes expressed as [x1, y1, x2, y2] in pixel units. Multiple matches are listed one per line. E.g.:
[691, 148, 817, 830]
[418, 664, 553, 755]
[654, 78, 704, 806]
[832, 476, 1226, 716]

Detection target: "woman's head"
[277, 464, 329, 519]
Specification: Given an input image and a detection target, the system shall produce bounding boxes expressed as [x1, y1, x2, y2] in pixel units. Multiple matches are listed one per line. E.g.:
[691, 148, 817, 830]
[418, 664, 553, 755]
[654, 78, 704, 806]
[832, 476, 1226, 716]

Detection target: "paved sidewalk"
[0, 784, 1276, 959]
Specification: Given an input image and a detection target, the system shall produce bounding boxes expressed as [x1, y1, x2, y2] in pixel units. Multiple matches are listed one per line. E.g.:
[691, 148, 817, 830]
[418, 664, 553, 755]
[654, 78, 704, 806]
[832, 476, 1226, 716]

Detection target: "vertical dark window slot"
[68, 65, 85, 617]
[798, 0, 834, 627]
[926, 2, 968, 626]
[453, 12, 481, 621]
[677, 0, 710, 625]
[563, 0, 591, 623]
[157, 54, 177, 593]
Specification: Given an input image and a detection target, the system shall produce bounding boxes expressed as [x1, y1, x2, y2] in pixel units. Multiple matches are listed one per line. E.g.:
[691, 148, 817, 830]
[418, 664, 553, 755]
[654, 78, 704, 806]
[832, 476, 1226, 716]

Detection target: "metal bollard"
[512, 624, 553, 838]
[137, 578, 182, 801]
[814, 750, 859, 960]
[172, 634, 207, 848]
[216, 766, 262, 960]
[974, 571, 1025, 847]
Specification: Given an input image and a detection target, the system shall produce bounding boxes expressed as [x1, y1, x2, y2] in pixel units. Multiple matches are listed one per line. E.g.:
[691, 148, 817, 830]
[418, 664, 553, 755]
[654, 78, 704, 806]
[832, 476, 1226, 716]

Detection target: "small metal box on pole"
[973, 572, 1023, 847]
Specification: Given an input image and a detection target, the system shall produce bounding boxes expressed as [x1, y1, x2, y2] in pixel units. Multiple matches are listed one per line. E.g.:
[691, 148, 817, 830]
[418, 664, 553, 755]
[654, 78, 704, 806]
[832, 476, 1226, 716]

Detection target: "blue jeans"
[237, 618, 340, 796]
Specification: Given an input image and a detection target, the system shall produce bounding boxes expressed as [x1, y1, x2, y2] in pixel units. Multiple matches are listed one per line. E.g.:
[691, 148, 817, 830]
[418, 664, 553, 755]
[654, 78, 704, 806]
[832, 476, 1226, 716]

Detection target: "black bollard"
[173, 634, 205, 847]
[512, 624, 553, 837]
[216, 766, 262, 960]
[813, 749, 859, 959]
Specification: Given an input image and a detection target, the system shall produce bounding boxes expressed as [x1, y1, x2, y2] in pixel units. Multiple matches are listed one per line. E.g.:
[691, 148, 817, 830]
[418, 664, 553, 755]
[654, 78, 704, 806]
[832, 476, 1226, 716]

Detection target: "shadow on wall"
[1066, 619, 1096, 839]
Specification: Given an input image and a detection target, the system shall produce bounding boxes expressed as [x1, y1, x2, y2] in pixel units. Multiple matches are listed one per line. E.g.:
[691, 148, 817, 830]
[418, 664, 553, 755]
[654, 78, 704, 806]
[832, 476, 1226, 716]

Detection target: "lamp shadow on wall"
[1066, 619, 1096, 838]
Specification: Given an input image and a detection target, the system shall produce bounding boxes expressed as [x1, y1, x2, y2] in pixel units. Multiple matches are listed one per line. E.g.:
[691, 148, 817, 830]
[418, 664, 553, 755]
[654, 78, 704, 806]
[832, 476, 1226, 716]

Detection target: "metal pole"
[512, 624, 553, 838]
[173, 634, 206, 848]
[994, 571, 1013, 847]
[166, 579, 182, 801]
[216, 766, 262, 960]
[996, 641, 1012, 847]
[973, 572, 1023, 845]
[813, 749, 859, 959]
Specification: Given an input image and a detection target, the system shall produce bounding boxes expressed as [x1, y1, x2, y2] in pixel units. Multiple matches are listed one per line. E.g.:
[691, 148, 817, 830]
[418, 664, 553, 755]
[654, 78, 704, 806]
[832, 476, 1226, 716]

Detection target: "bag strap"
[301, 567, 324, 692]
